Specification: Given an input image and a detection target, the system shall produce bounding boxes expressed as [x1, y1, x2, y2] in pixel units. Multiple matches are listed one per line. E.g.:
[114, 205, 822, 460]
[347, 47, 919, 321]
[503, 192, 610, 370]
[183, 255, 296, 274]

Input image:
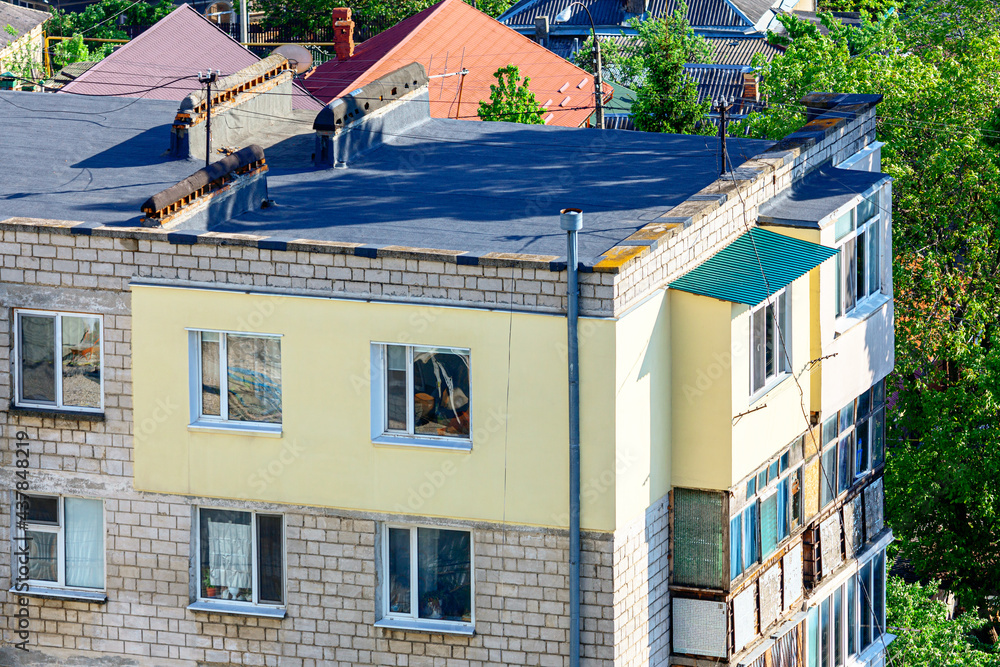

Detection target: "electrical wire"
[725, 134, 900, 667]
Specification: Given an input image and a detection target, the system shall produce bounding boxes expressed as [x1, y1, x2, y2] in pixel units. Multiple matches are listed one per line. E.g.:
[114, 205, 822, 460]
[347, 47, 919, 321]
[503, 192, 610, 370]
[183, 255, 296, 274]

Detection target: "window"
[730, 438, 804, 580]
[750, 289, 791, 394]
[820, 381, 887, 506]
[375, 344, 471, 442]
[198, 508, 284, 606]
[14, 310, 102, 412]
[673, 488, 726, 588]
[835, 191, 881, 318]
[383, 525, 473, 628]
[806, 548, 888, 665]
[18, 495, 104, 590]
[191, 331, 282, 428]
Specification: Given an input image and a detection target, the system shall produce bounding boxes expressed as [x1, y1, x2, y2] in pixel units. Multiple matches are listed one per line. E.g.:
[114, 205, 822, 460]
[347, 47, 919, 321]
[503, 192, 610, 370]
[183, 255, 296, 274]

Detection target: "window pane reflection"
[417, 528, 471, 622]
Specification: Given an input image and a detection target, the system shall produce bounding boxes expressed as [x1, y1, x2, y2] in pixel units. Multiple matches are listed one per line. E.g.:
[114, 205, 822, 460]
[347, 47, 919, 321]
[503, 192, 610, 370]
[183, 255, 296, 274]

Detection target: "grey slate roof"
[757, 162, 891, 227]
[0, 2, 49, 48]
[705, 35, 783, 65]
[501, 0, 751, 30]
[0, 89, 775, 266]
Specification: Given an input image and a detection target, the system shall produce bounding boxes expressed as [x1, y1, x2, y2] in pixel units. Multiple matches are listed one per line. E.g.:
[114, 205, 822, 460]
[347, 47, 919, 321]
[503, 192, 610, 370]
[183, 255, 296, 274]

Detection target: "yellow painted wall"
[132, 286, 617, 531]
[669, 290, 733, 490]
[613, 290, 670, 527]
[729, 275, 813, 485]
[762, 226, 824, 414]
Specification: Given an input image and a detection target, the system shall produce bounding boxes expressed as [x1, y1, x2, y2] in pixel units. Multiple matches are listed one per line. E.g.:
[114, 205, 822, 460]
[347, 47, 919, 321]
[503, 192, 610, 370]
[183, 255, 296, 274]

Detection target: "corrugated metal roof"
[59, 4, 321, 110]
[686, 65, 743, 103]
[668, 227, 838, 305]
[706, 35, 783, 65]
[728, 0, 776, 24]
[502, 0, 750, 28]
[0, 3, 48, 48]
[303, 0, 607, 128]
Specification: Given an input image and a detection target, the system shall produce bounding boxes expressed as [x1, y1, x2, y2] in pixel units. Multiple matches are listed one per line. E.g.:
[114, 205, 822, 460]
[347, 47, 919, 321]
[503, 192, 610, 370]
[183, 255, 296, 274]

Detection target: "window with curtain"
[15, 310, 103, 412]
[198, 508, 283, 606]
[21, 495, 104, 590]
[383, 525, 472, 626]
[192, 331, 282, 427]
[377, 344, 471, 442]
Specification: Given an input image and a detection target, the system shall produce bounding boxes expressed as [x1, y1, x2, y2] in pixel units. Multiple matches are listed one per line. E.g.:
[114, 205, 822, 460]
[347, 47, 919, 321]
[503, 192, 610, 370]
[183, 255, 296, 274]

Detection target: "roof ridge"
[64, 3, 260, 92]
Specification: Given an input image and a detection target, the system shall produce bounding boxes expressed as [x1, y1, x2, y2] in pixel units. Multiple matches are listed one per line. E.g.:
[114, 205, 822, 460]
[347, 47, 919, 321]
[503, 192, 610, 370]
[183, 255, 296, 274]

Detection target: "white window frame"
[379, 523, 475, 633]
[16, 494, 106, 592]
[13, 309, 104, 413]
[749, 288, 791, 397]
[194, 507, 286, 609]
[834, 189, 882, 319]
[187, 329, 283, 434]
[370, 342, 473, 450]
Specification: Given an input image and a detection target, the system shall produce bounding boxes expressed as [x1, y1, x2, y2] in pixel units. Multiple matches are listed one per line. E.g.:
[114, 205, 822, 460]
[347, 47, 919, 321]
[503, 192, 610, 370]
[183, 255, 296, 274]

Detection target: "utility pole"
[198, 69, 219, 168]
[593, 38, 604, 129]
[239, 0, 248, 44]
[716, 97, 731, 176]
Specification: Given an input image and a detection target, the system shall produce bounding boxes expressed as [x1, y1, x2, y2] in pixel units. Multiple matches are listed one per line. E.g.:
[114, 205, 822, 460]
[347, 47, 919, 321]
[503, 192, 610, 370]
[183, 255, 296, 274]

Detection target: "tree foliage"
[570, 3, 712, 133]
[50, 33, 113, 72]
[477, 64, 545, 124]
[887, 576, 1000, 666]
[736, 2, 1000, 619]
[254, 0, 512, 37]
[47, 0, 175, 39]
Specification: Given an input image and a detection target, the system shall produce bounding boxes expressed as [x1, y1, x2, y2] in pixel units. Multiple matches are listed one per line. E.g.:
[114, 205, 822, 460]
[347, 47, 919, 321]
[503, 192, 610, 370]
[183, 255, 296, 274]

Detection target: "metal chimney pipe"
[559, 207, 583, 667]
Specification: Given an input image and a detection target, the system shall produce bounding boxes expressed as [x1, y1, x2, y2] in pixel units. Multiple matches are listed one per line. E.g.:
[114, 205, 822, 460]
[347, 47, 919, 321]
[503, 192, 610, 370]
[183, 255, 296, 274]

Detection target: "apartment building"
[0, 60, 892, 666]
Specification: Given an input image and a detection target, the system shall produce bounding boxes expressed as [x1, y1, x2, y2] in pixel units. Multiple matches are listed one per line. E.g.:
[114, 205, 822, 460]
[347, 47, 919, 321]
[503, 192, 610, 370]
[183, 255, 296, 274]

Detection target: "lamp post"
[555, 3, 603, 129]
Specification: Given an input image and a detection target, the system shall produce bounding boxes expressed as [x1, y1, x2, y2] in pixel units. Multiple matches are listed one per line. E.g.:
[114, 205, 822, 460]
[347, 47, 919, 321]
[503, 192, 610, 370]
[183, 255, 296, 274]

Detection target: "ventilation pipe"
[560, 207, 583, 667]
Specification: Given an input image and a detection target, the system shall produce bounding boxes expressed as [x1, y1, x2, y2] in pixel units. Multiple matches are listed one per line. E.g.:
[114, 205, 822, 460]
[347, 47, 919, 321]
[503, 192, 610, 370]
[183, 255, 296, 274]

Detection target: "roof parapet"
[177, 54, 292, 121]
[141, 145, 268, 228]
[170, 55, 295, 160]
[313, 62, 430, 168]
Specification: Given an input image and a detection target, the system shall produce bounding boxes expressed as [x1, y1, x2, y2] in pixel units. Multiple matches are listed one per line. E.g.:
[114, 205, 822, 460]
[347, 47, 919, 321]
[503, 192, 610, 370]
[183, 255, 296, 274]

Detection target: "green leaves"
[887, 577, 1000, 666]
[740, 0, 1000, 629]
[477, 64, 546, 124]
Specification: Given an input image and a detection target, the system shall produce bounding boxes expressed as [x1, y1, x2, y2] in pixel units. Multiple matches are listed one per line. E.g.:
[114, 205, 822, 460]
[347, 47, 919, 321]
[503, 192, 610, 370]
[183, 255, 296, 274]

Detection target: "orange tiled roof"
[302, 0, 609, 127]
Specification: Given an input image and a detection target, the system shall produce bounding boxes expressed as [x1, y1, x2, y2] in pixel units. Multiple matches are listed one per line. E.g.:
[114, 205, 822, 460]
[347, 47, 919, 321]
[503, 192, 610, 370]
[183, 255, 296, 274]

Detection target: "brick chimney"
[742, 72, 759, 102]
[332, 7, 355, 61]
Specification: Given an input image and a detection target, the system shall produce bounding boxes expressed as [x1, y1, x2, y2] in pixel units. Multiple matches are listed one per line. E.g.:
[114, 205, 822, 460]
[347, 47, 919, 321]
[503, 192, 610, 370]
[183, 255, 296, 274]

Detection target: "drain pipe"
[560, 207, 583, 667]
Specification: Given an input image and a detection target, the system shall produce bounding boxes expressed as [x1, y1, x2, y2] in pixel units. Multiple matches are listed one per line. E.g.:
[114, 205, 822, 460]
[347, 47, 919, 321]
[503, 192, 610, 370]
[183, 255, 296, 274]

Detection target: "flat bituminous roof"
[1, 90, 774, 265]
[757, 162, 891, 228]
[212, 119, 773, 265]
[0, 92, 197, 226]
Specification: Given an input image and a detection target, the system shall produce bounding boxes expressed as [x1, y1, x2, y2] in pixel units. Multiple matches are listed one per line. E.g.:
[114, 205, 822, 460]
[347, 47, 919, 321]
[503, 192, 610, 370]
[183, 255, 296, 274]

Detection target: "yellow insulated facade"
[131, 284, 673, 533]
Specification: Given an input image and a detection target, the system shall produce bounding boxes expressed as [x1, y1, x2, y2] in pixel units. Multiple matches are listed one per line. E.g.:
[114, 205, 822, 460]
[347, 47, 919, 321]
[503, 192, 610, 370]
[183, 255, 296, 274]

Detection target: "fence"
[123, 14, 395, 43]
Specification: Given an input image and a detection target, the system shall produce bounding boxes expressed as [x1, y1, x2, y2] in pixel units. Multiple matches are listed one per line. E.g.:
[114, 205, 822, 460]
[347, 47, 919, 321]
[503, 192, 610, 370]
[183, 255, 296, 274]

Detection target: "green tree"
[887, 576, 1000, 666]
[254, 0, 511, 38]
[47, 0, 175, 39]
[477, 64, 545, 124]
[2, 24, 39, 87]
[50, 33, 113, 72]
[629, 4, 714, 134]
[736, 4, 1000, 620]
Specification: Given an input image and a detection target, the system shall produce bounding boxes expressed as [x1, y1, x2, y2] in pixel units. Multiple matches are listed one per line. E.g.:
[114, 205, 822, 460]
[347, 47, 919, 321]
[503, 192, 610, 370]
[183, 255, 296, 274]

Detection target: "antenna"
[197, 69, 220, 168]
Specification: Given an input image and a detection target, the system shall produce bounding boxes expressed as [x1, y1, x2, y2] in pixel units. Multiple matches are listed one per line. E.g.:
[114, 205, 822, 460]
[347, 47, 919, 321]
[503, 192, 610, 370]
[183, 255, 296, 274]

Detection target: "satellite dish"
[271, 44, 313, 74]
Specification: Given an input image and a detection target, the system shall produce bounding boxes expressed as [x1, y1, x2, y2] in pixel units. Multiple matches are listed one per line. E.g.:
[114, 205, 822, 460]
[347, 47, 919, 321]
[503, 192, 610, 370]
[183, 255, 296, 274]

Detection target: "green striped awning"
[668, 228, 838, 306]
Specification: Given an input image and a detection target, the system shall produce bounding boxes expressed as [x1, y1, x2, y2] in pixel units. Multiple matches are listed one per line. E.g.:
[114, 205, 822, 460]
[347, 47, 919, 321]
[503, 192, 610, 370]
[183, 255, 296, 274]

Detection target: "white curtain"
[207, 518, 252, 590]
[64, 497, 104, 589]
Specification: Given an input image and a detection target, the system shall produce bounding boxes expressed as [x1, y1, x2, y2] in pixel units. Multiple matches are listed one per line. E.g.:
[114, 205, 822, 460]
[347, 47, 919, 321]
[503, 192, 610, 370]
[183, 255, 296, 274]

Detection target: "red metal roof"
[302, 0, 608, 127]
[60, 4, 321, 110]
